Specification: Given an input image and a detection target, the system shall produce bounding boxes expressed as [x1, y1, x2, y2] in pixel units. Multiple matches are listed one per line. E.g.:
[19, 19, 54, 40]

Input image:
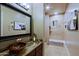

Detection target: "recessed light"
[21, 3, 30, 9]
[46, 5, 50, 10]
[54, 12, 59, 15]
[26, 4, 30, 9]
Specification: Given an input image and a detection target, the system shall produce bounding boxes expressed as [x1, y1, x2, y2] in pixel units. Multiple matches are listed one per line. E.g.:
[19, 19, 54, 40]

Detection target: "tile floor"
[44, 42, 68, 56]
[44, 30, 68, 56]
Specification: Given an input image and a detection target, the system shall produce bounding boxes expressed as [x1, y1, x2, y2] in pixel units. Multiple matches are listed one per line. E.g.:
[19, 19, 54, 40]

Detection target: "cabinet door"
[27, 50, 35, 56]
[35, 43, 43, 56]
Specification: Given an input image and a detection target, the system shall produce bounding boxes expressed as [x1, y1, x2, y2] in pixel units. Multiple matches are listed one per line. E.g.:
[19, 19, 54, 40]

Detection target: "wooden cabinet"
[35, 43, 43, 56]
[27, 43, 43, 56]
[27, 49, 35, 56]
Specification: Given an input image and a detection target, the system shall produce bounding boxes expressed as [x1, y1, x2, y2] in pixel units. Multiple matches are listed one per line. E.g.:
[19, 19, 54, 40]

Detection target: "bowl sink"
[8, 42, 26, 55]
[26, 41, 34, 47]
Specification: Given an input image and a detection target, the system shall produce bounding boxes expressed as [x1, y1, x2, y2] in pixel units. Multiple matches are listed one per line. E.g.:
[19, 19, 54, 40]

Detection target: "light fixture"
[54, 12, 59, 15]
[22, 3, 30, 9]
[46, 5, 50, 10]
[26, 4, 30, 9]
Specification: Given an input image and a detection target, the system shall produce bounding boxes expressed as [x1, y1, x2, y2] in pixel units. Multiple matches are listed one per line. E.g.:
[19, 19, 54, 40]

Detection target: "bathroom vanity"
[0, 4, 43, 56]
[0, 41, 43, 56]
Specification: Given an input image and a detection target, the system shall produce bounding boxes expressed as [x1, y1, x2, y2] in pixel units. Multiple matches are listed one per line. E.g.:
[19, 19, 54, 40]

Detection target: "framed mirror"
[67, 10, 78, 31]
[0, 3, 32, 41]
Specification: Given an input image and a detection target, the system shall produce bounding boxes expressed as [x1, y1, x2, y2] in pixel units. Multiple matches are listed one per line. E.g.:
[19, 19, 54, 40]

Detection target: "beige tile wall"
[49, 15, 65, 40]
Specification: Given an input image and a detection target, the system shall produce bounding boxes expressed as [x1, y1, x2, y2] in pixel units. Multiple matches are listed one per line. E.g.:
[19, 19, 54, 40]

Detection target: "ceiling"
[45, 3, 68, 16]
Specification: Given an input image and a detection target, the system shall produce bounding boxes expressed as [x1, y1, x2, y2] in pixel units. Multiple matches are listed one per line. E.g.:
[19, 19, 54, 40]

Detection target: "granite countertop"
[19, 42, 42, 56]
[0, 41, 42, 56]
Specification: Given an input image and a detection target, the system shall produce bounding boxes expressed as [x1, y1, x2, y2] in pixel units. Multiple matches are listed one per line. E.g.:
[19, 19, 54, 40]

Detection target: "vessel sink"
[8, 42, 26, 55]
[26, 41, 34, 47]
